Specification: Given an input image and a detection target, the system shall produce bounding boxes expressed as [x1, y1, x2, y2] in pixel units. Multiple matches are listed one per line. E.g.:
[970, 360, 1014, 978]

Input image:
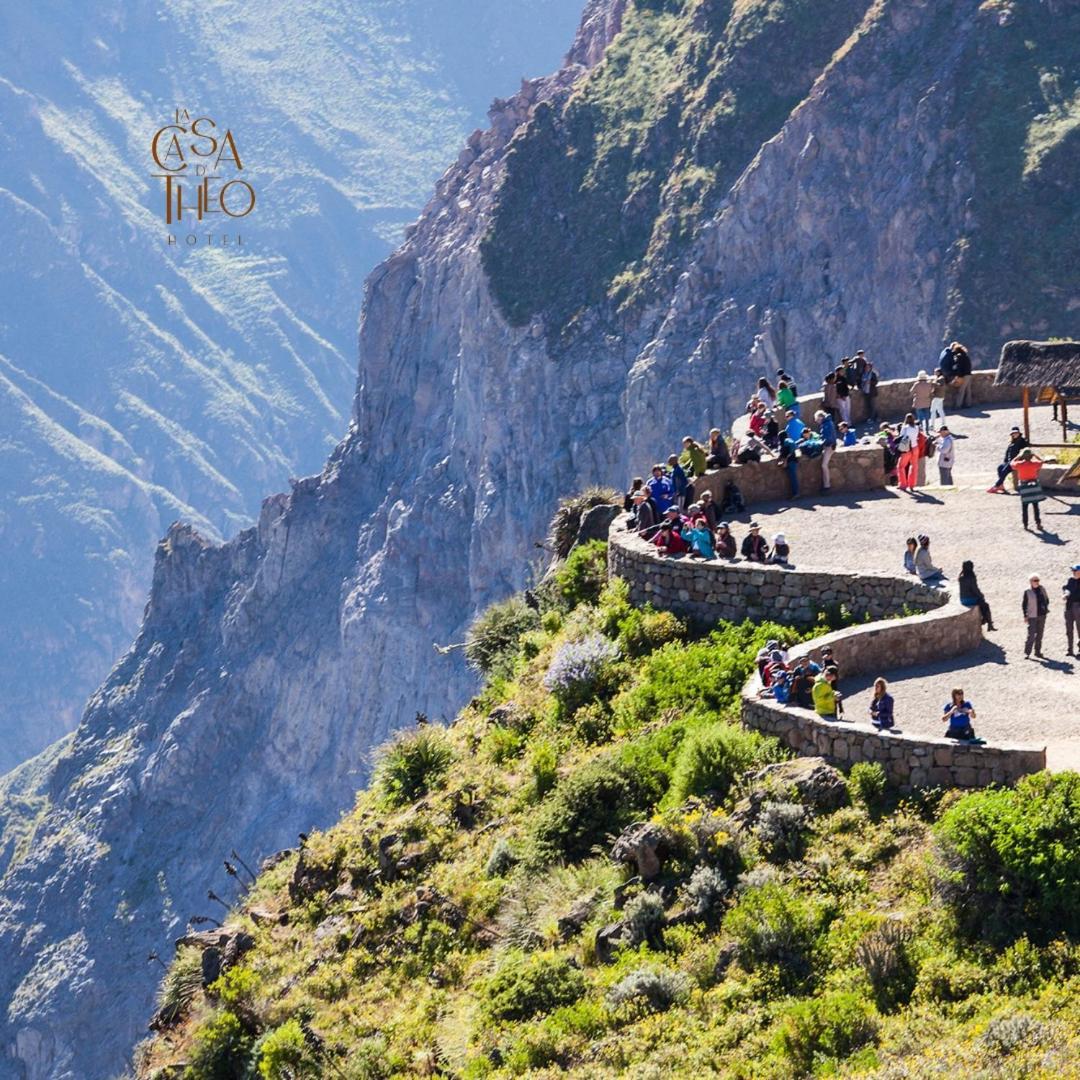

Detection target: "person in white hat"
[769, 532, 792, 566]
[910, 370, 934, 434]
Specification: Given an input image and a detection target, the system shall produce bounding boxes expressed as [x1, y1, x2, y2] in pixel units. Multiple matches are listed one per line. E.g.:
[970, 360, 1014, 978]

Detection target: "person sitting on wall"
[699, 489, 719, 531]
[776, 379, 797, 410]
[914, 534, 943, 582]
[756, 639, 780, 679]
[762, 649, 788, 689]
[734, 434, 766, 464]
[741, 521, 770, 562]
[647, 463, 675, 513]
[903, 536, 918, 575]
[777, 368, 799, 396]
[706, 428, 731, 469]
[869, 677, 895, 731]
[748, 402, 768, 438]
[715, 521, 738, 560]
[623, 476, 646, 513]
[942, 688, 978, 741]
[987, 427, 1028, 492]
[769, 533, 792, 566]
[957, 560, 996, 630]
[837, 420, 857, 447]
[686, 511, 716, 560]
[788, 663, 816, 710]
[812, 666, 842, 720]
[680, 435, 708, 478]
[653, 519, 689, 556]
[763, 410, 781, 451]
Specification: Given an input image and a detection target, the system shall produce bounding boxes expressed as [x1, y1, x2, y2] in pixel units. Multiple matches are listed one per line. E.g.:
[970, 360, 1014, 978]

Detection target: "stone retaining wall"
[608, 526, 944, 627]
[607, 521, 1046, 789]
[795, 368, 1019, 425]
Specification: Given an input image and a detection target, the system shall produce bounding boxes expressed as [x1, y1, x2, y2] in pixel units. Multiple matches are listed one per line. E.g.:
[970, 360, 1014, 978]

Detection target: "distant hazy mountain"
[0, 0, 584, 774]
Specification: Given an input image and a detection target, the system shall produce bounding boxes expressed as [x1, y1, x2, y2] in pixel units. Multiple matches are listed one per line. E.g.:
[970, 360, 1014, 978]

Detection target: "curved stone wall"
[607, 521, 1047, 789]
[608, 526, 947, 627]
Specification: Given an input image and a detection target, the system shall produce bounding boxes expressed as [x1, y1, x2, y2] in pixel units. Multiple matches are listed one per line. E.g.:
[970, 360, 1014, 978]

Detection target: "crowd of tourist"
[616, 340, 1076, 745]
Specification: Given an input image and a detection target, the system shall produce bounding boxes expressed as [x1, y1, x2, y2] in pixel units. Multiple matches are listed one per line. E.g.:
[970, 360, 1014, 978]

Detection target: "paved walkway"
[729, 403, 1079, 768]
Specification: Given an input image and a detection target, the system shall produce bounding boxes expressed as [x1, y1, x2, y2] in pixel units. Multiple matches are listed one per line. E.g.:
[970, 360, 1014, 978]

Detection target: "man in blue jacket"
[646, 464, 674, 514]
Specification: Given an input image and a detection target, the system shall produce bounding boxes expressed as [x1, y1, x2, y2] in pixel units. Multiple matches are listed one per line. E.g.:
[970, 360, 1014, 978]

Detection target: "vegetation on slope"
[479, 0, 872, 339]
[135, 535, 1080, 1079]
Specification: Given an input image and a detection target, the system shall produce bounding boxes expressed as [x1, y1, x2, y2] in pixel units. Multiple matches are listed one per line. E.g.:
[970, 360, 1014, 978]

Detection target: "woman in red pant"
[896, 412, 921, 491]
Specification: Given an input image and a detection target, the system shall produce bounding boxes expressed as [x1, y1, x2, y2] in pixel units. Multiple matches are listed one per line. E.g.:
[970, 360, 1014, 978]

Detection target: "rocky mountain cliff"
[0, 0, 583, 773]
[1, 0, 1078, 1075]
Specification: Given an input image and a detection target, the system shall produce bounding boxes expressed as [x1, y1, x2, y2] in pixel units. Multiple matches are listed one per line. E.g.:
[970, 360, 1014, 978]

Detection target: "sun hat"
[773, 533, 785, 543]
[749, 521, 761, 530]
[917, 370, 928, 379]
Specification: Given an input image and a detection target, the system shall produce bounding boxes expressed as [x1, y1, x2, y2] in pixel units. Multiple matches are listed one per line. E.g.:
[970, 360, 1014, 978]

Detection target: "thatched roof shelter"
[994, 339, 1080, 443]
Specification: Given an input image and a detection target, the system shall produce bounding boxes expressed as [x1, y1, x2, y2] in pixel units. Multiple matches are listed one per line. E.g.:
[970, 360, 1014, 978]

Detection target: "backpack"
[923, 436, 936, 459]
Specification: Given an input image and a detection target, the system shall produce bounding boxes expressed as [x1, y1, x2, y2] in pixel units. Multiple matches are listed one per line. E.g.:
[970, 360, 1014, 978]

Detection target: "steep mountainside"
[0, 0, 584, 772]
[1, 0, 1078, 1075]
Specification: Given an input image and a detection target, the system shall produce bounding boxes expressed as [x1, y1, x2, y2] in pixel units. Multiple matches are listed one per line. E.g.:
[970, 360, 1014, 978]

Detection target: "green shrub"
[754, 801, 808, 863]
[726, 882, 823, 987]
[854, 920, 915, 1012]
[774, 990, 880, 1073]
[847, 762, 887, 814]
[616, 608, 688, 658]
[606, 967, 690, 1015]
[934, 771, 1080, 943]
[623, 891, 666, 948]
[555, 540, 608, 609]
[612, 620, 801, 732]
[481, 725, 524, 765]
[154, 946, 203, 1027]
[543, 634, 622, 718]
[182, 1011, 254, 1080]
[485, 838, 519, 879]
[374, 726, 456, 806]
[572, 701, 614, 746]
[483, 952, 586, 1022]
[209, 965, 260, 1008]
[529, 755, 664, 864]
[529, 740, 559, 800]
[666, 722, 781, 807]
[253, 1018, 318, 1079]
[465, 597, 540, 678]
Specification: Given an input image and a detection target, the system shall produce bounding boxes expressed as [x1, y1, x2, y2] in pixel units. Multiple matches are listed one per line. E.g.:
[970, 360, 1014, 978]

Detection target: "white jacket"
[937, 434, 955, 469]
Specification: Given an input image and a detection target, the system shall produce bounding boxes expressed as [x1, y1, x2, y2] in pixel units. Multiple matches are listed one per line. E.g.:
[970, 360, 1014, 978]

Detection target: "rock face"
[0, 0, 585, 774]
[2, 0, 1078, 1075]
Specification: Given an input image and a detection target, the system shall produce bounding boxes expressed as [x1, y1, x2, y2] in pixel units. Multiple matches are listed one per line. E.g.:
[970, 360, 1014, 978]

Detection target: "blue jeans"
[916, 407, 930, 431]
[786, 458, 799, 497]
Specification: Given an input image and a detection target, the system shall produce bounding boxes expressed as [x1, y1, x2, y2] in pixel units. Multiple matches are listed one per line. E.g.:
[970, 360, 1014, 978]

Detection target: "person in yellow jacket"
[812, 667, 842, 720]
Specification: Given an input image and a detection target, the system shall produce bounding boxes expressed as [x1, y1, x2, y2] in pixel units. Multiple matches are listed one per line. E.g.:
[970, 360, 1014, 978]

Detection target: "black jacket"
[953, 348, 972, 377]
[1021, 586, 1049, 618]
[1003, 435, 1028, 465]
[1064, 577, 1080, 605]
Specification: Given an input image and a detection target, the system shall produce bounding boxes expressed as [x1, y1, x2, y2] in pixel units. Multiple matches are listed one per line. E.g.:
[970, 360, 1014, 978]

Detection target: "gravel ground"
[726, 402, 1080, 768]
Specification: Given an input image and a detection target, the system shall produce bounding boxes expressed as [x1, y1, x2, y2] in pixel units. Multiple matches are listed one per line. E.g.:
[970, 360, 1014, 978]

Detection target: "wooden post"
[1022, 385, 1030, 441]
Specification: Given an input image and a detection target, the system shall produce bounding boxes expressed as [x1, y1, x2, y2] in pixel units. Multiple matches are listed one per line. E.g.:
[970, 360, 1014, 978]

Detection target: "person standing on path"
[910, 371, 934, 433]
[1063, 564, 1080, 657]
[936, 425, 956, 486]
[951, 342, 973, 408]
[861, 360, 880, 422]
[930, 368, 948, 429]
[896, 413, 921, 491]
[835, 366, 852, 425]
[1010, 449, 1046, 530]
[1022, 574, 1050, 659]
[816, 409, 837, 492]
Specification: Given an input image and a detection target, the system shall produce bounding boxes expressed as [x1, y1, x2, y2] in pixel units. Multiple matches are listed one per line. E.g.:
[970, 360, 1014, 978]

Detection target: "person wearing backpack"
[951, 343, 973, 408]
[896, 413, 920, 491]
